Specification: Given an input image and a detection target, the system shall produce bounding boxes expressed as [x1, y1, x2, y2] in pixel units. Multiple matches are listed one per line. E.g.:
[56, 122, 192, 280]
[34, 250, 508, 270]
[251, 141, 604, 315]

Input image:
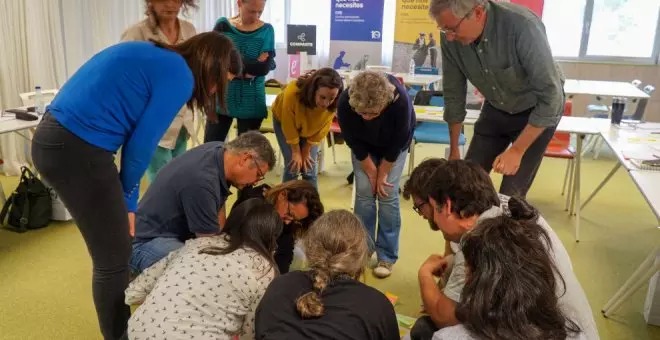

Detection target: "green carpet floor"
[1, 131, 659, 340]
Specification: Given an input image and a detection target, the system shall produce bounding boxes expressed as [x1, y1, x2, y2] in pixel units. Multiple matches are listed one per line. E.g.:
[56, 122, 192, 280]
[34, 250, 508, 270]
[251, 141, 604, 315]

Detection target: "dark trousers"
[204, 115, 263, 143]
[410, 315, 438, 340]
[32, 114, 131, 340]
[465, 102, 556, 198]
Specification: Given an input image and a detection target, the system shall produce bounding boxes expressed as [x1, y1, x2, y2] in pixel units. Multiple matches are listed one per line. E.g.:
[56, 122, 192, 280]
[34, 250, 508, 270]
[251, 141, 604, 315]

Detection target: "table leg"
[602, 246, 660, 315]
[318, 142, 326, 174]
[581, 163, 621, 211]
[573, 134, 583, 242]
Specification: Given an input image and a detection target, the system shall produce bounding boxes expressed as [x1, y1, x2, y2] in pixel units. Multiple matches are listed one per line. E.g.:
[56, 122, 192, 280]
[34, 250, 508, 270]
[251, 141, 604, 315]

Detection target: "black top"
[255, 271, 400, 340]
[214, 20, 274, 77]
[337, 74, 416, 162]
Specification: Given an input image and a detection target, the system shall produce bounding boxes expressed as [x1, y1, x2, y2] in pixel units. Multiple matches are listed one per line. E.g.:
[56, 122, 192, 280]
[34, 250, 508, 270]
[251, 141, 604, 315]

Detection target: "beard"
[428, 219, 440, 231]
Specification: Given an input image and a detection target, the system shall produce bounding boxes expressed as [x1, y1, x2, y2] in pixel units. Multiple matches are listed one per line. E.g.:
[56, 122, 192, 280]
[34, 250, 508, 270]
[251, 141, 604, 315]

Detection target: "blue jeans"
[273, 119, 319, 189]
[351, 151, 407, 264]
[130, 237, 184, 273]
[146, 129, 188, 183]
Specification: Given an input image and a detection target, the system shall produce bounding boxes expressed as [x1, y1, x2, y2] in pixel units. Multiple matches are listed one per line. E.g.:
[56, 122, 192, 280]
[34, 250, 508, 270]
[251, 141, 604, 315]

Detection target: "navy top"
[337, 74, 416, 162]
[134, 142, 231, 242]
[48, 41, 194, 211]
[214, 17, 276, 120]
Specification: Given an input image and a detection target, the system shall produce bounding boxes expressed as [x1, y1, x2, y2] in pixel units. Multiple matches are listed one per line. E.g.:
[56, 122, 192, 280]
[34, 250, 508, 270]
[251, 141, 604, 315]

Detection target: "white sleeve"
[443, 251, 466, 303]
[125, 249, 180, 305]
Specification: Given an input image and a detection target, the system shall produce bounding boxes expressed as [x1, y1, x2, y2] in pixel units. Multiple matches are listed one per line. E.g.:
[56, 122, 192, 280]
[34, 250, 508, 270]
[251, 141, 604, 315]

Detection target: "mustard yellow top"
[272, 81, 335, 145]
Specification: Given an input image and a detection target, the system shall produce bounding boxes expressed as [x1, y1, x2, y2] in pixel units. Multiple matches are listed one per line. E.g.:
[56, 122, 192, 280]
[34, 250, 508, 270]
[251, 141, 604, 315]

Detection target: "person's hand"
[289, 149, 303, 174]
[243, 74, 255, 79]
[493, 146, 523, 176]
[448, 147, 461, 161]
[257, 52, 269, 62]
[419, 254, 448, 277]
[360, 158, 378, 194]
[301, 146, 314, 172]
[376, 171, 394, 199]
[128, 212, 135, 237]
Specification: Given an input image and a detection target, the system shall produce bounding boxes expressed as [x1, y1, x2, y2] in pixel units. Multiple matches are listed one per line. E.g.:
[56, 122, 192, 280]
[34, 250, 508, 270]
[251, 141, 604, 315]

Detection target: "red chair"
[544, 100, 575, 210]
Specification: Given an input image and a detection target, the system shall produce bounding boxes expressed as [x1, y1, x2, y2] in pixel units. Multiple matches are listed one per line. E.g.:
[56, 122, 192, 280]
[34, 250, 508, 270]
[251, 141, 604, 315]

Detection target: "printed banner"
[287, 25, 317, 55]
[392, 0, 440, 73]
[329, 0, 384, 70]
[288, 54, 301, 79]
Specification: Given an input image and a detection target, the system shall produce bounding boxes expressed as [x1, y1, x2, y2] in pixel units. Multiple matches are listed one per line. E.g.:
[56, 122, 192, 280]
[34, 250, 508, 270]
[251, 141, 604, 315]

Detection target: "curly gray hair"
[428, 0, 487, 17]
[348, 71, 395, 113]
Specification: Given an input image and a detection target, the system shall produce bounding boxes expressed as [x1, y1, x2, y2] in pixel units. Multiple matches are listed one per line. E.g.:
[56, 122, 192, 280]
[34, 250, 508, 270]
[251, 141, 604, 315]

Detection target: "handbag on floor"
[0, 166, 52, 232]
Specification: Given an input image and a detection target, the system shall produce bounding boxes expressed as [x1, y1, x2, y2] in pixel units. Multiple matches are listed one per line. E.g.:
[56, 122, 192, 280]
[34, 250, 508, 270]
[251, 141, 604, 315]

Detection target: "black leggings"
[32, 114, 131, 340]
[204, 115, 263, 143]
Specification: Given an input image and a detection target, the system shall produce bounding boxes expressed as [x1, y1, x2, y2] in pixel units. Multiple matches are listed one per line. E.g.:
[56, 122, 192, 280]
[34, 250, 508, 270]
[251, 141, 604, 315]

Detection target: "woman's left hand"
[257, 52, 269, 62]
[376, 172, 394, 199]
[301, 147, 314, 172]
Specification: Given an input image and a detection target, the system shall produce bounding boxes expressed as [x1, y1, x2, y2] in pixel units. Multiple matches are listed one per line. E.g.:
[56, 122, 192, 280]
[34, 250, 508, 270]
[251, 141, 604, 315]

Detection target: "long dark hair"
[152, 31, 242, 122]
[456, 196, 581, 340]
[296, 68, 344, 112]
[199, 198, 282, 274]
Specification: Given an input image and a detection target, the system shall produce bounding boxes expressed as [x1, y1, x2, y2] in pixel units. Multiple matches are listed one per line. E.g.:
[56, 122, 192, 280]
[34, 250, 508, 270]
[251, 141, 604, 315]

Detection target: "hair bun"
[507, 196, 538, 221]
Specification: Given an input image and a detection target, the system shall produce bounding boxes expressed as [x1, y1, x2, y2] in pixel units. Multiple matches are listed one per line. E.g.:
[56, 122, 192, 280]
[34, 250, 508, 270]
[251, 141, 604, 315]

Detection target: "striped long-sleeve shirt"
[214, 17, 276, 119]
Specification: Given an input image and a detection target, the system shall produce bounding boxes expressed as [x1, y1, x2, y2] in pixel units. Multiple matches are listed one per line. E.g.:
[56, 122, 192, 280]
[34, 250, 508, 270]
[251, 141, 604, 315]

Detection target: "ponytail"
[296, 267, 329, 318]
[506, 196, 539, 221]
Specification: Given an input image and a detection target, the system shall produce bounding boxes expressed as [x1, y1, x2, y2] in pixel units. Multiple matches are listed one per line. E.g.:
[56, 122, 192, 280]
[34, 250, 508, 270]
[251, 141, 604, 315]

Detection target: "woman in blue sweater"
[204, 0, 276, 143]
[31, 32, 241, 340]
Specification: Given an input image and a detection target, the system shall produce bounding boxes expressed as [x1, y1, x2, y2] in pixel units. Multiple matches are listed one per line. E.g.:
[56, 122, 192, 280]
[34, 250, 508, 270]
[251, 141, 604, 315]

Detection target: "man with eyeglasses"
[401, 158, 598, 340]
[129, 131, 276, 274]
[430, 0, 565, 198]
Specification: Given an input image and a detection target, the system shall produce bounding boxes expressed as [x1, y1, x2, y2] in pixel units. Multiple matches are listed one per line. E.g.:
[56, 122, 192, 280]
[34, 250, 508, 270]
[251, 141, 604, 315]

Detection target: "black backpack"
[0, 166, 52, 232]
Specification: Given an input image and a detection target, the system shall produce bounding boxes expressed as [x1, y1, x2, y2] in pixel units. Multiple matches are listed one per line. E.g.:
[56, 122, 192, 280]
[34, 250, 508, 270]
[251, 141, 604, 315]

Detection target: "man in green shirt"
[431, 0, 565, 197]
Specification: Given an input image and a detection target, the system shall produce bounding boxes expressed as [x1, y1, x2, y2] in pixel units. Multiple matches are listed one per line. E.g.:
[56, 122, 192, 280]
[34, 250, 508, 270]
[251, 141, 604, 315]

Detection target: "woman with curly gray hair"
[336, 71, 416, 279]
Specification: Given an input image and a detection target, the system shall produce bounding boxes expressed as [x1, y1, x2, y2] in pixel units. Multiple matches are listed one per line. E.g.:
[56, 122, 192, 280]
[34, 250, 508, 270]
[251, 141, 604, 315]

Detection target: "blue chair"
[409, 91, 466, 175]
[411, 66, 440, 91]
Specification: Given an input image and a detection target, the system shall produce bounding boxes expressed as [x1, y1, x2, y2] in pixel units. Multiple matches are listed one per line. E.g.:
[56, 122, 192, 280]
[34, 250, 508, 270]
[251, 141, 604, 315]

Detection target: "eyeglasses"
[439, 5, 478, 35]
[413, 201, 428, 214]
[286, 203, 304, 227]
[250, 156, 265, 182]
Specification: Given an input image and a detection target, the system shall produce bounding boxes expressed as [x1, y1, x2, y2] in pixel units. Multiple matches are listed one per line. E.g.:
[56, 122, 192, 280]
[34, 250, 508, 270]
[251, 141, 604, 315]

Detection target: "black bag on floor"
[0, 166, 52, 232]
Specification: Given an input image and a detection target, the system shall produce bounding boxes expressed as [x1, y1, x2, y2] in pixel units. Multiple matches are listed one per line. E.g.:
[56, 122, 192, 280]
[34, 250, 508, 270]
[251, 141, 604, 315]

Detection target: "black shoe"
[346, 172, 354, 185]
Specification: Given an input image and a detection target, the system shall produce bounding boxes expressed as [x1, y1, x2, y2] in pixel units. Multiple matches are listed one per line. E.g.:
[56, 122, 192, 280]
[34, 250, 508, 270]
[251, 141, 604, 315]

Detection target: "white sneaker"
[369, 252, 378, 268]
[373, 261, 393, 278]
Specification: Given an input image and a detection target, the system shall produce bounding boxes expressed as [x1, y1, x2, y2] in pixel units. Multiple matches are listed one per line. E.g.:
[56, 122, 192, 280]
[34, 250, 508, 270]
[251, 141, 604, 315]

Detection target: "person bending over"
[272, 68, 343, 189]
[337, 71, 416, 278]
[401, 159, 598, 340]
[130, 131, 275, 273]
[255, 210, 400, 340]
[234, 180, 323, 274]
[433, 201, 585, 340]
[32, 32, 240, 339]
[124, 198, 282, 340]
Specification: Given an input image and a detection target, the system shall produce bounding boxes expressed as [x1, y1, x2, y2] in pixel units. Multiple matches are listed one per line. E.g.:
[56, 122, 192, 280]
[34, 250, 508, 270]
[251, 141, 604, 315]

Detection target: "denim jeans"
[351, 151, 407, 264]
[273, 119, 319, 189]
[130, 237, 184, 273]
[146, 129, 188, 183]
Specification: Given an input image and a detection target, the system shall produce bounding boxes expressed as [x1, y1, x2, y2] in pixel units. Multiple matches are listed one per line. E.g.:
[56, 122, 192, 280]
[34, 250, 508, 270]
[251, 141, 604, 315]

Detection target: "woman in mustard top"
[272, 68, 343, 188]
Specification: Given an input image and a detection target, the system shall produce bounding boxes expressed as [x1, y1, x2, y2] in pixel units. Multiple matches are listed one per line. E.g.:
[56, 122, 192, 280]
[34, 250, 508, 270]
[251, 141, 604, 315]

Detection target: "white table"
[337, 70, 442, 90]
[564, 79, 651, 99]
[581, 123, 660, 212]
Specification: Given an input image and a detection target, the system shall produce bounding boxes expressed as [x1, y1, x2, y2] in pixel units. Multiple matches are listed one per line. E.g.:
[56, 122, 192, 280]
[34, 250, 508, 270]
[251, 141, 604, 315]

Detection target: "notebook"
[630, 159, 660, 171]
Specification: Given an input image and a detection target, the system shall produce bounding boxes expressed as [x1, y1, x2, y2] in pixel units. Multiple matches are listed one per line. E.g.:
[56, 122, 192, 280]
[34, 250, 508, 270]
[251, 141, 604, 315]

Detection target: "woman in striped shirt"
[205, 0, 276, 143]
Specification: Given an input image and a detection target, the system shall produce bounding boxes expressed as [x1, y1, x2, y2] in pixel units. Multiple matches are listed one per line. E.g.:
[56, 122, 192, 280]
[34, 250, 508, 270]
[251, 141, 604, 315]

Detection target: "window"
[543, 0, 660, 63]
[263, 0, 286, 45]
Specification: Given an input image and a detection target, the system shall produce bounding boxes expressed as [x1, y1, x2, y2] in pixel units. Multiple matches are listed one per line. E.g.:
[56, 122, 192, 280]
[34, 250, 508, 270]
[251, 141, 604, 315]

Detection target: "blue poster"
[330, 0, 384, 42]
